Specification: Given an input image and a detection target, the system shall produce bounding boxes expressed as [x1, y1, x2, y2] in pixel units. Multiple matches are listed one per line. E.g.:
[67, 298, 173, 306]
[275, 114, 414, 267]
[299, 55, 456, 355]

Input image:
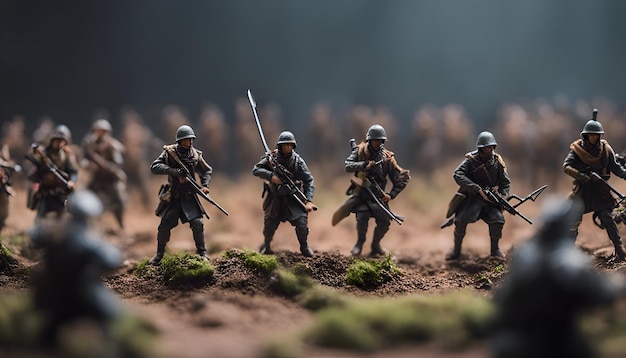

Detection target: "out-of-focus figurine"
[81, 119, 127, 230]
[0, 144, 21, 235]
[489, 197, 624, 358]
[25, 124, 78, 220]
[30, 190, 123, 347]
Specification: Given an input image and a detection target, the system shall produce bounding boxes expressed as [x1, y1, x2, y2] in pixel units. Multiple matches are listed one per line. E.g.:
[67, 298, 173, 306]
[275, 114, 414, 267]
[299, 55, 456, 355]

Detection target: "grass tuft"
[346, 253, 402, 288]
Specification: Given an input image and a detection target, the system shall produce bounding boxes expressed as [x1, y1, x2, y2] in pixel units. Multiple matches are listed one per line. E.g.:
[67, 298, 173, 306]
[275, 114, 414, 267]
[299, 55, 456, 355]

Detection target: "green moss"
[224, 249, 279, 274]
[159, 253, 215, 285]
[296, 285, 347, 311]
[273, 268, 313, 298]
[346, 253, 402, 288]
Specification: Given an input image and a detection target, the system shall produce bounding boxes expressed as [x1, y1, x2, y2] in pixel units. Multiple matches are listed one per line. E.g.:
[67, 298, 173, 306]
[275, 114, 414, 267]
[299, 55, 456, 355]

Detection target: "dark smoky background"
[2, 0, 626, 183]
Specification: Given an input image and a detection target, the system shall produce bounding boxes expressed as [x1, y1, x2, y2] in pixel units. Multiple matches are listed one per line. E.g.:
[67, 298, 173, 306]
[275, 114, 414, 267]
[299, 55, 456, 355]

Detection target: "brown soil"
[2, 171, 626, 357]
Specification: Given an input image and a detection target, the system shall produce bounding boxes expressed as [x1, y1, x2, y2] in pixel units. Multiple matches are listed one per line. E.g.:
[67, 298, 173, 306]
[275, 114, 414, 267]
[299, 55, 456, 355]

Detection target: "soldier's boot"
[259, 236, 274, 254]
[192, 220, 209, 261]
[611, 239, 626, 262]
[445, 228, 464, 261]
[351, 219, 368, 256]
[369, 224, 390, 257]
[489, 223, 505, 258]
[114, 209, 124, 230]
[150, 232, 169, 265]
[296, 225, 314, 257]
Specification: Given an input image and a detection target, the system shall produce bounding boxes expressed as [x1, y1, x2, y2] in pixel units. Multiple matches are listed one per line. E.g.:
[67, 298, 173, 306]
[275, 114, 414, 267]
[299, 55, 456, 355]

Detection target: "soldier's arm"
[150, 151, 178, 176]
[196, 153, 213, 188]
[297, 157, 315, 202]
[453, 159, 481, 194]
[345, 149, 366, 173]
[252, 156, 273, 181]
[608, 148, 626, 180]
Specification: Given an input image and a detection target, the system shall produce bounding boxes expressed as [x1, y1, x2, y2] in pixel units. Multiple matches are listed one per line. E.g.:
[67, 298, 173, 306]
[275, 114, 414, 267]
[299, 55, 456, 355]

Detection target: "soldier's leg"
[190, 217, 209, 260]
[260, 217, 280, 254]
[351, 211, 369, 256]
[489, 222, 505, 258]
[293, 216, 313, 257]
[446, 223, 467, 260]
[597, 210, 626, 261]
[370, 215, 391, 257]
[150, 206, 180, 265]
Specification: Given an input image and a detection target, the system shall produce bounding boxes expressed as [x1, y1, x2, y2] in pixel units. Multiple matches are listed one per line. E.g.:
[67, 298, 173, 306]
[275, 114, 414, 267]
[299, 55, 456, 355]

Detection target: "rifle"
[483, 186, 533, 224]
[166, 148, 229, 217]
[247, 89, 317, 212]
[25, 145, 72, 191]
[83, 146, 127, 182]
[349, 138, 403, 225]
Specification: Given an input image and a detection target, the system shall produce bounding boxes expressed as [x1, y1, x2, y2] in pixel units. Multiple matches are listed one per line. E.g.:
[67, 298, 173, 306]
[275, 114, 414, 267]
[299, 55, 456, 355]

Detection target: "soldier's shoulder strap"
[494, 152, 508, 172]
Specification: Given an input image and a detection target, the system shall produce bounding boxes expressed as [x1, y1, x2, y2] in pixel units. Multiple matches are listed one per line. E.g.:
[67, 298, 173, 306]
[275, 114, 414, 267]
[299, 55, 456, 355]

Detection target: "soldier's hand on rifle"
[270, 174, 283, 185]
[305, 201, 317, 212]
[577, 172, 591, 184]
[381, 192, 391, 203]
[67, 180, 76, 191]
[200, 187, 210, 195]
[365, 160, 376, 170]
[479, 189, 491, 202]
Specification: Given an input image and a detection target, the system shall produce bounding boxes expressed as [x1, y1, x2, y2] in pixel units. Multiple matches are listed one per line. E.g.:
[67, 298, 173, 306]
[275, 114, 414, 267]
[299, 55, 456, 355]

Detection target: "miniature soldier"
[490, 197, 623, 358]
[563, 109, 626, 262]
[149, 125, 212, 264]
[252, 131, 317, 257]
[338, 124, 410, 257]
[445, 131, 511, 260]
[30, 190, 123, 347]
[26, 124, 78, 220]
[0, 145, 20, 235]
[81, 119, 127, 230]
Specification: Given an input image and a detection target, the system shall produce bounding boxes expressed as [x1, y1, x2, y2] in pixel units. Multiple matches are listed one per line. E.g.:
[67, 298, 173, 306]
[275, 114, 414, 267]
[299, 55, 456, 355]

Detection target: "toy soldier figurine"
[26, 124, 78, 220]
[252, 131, 317, 257]
[563, 109, 626, 262]
[0, 145, 20, 235]
[81, 119, 128, 230]
[490, 198, 623, 358]
[336, 124, 410, 257]
[150, 125, 212, 264]
[30, 190, 123, 347]
[445, 131, 511, 260]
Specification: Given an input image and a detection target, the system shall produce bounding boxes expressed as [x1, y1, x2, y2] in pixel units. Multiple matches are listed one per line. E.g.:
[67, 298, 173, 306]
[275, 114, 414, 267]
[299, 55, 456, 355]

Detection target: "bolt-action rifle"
[247, 89, 317, 212]
[25, 144, 72, 191]
[165, 147, 229, 218]
[483, 186, 533, 224]
[348, 138, 404, 225]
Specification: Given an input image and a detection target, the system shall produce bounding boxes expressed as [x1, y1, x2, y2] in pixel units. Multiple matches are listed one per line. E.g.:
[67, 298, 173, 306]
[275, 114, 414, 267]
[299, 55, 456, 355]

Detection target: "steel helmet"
[476, 131, 498, 148]
[277, 131, 297, 148]
[175, 125, 196, 141]
[580, 109, 604, 136]
[66, 190, 104, 219]
[92, 118, 112, 132]
[50, 124, 72, 143]
[365, 124, 387, 141]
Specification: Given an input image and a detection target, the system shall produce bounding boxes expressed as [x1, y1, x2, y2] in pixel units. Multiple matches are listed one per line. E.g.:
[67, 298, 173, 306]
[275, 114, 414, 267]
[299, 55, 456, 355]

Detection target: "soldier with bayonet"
[337, 124, 410, 257]
[149, 125, 213, 264]
[445, 131, 511, 260]
[563, 109, 626, 262]
[26, 124, 78, 221]
[81, 119, 128, 230]
[252, 131, 317, 257]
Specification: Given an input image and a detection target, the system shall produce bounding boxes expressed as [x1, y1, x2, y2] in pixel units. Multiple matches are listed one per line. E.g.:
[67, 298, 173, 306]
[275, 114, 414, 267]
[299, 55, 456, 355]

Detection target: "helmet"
[365, 124, 387, 141]
[277, 131, 297, 148]
[50, 124, 72, 143]
[476, 131, 497, 148]
[66, 190, 104, 219]
[175, 125, 196, 141]
[92, 118, 112, 132]
[581, 109, 604, 135]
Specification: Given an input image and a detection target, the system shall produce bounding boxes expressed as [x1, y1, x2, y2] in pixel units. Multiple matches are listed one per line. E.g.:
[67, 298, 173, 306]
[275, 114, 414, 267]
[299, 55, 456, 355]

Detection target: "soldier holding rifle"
[149, 125, 214, 264]
[563, 109, 626, 262]
[26, 124, 78, 220]
[338, 124, 410, 257]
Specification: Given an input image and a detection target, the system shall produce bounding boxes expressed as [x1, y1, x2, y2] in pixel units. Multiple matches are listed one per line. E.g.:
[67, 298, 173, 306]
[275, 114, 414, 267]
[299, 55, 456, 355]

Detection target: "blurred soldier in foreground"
[150, 125, 213, 264]
[445, 131, 511, 260]
[0, 145, 20, 235]
[30, 190, 123, 347]
[490, 197, 624, 358]
[26, 125, 78, 220]
[563, 109, 626, 262]
[252, 131, 317, 257]
[335, 124, 410, 257]
[81, 119, 127, 230]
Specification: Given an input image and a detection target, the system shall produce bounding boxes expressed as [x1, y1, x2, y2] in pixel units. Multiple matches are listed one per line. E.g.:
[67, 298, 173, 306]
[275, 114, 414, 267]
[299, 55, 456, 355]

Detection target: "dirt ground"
[2, 165, 626, 357]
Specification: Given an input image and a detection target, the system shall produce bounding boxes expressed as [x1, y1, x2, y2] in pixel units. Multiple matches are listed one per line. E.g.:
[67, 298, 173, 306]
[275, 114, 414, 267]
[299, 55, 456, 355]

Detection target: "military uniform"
[150, 125, 212, 264]
[253, 131, 315, 257]
[563, 109, 626, 261]
[27, 125, 78, 219]
[446, 131, 511, 260]
[81, 119, 127, 229]
[343, 124, 410, 256]
[0, 154, 18, 234]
